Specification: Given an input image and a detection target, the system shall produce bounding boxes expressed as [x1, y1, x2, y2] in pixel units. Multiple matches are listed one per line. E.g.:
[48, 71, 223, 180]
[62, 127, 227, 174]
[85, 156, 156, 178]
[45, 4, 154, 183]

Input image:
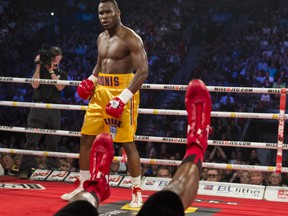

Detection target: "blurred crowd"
[1, 0, 288, 186]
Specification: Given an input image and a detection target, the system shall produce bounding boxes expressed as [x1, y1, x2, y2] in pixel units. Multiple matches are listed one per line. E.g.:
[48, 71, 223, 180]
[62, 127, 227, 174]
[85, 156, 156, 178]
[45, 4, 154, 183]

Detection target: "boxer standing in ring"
[61, 0, 148, 208]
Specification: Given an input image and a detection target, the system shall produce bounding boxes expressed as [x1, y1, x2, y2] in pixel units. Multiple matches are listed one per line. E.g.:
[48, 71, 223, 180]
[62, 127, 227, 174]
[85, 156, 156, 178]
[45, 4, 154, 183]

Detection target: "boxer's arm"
[125, 34, 148, 93]
[91, 57, 101, 78]
[105, 34, 148, 118]
[91, 36, 102, 78]
[77, 53, 101, 100]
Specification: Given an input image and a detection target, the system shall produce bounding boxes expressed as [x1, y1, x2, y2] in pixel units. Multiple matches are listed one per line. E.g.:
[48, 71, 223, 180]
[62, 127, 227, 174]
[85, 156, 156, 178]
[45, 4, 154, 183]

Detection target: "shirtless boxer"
[61, 0, 148, 208]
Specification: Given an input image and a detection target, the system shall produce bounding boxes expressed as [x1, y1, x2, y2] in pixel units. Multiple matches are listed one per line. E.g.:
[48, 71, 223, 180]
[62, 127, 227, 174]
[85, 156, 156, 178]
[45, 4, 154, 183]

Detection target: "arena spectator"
[157, 143, 171, 159]
[35, 156, 47, 169]
[156, 166, 172, 178]
[110, 161, 121, 175]
[206, 169, 220, 182]
[258, 93, 271, 109]
[239, 170, 251, 184]
[200, 167, 208, 180]
[208, 146, 228, 163]
[142, 163, 152, 177]
[247, 149, 261, 165]
[0, 162, 4, 175]
[143, 141, 158, 158]
[269, 172, 285, 186]
[58, 159, 72, 171]
[250, 171, 267, 186]
[228, 151, 237, 164]
[143, 163, 158, 177]
[1, 154, 14, 174]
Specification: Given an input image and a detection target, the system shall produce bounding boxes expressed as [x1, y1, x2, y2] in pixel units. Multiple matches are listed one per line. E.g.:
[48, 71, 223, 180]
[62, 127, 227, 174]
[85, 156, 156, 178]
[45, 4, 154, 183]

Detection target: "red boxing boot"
[83, 132, 115, 203]
[83, 175, 111, 205]
[183, 79, 212, 166]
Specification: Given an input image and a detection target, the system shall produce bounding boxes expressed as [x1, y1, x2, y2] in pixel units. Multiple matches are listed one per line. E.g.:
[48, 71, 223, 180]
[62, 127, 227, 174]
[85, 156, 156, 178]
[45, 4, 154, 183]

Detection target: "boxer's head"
[100, 0, 119, 10]
[98, 0, 121, 30]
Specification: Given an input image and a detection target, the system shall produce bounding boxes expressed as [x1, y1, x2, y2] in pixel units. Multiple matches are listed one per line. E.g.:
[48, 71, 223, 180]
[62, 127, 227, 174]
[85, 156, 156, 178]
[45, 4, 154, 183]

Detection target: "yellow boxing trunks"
[81, 73, 140, 143]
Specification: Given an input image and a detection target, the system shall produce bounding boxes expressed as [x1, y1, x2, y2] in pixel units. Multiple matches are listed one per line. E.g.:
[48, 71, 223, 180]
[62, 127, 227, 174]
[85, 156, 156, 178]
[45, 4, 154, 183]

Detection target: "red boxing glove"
[77, 75, 97, 100]
[106, 89, 133, 118]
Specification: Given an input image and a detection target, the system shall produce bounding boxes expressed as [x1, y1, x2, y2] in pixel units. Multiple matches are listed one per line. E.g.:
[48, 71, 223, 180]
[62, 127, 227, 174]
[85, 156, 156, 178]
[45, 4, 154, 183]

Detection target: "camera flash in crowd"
[51, 12, 54, 16]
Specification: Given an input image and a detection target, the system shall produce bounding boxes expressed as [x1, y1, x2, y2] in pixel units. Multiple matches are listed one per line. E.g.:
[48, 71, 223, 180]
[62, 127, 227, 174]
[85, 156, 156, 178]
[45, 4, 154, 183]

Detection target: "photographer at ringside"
[19, 46, 68, 179]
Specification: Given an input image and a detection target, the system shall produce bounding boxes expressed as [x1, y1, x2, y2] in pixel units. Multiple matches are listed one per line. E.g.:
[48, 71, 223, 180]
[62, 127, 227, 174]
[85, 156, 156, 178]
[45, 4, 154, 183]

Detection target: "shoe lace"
[196, 125, 212, 136]
[73, 178, 81, 187]
[132, 187, 142, 203]
[188, 124, 212, 139]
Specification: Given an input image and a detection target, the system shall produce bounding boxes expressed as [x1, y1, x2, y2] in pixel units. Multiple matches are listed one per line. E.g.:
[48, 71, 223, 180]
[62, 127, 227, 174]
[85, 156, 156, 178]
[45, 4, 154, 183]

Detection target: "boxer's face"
[98, 2, 120, 30]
